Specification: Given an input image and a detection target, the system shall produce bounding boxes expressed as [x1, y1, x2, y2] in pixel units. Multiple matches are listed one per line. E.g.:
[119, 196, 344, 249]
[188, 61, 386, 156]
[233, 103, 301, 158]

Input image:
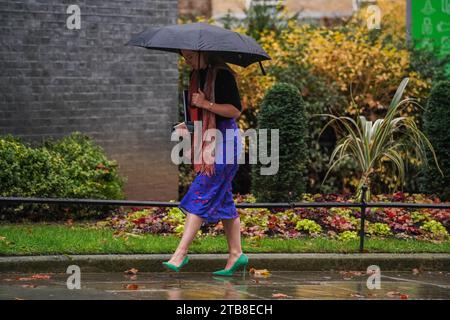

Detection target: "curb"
[1, 253, 449, 273]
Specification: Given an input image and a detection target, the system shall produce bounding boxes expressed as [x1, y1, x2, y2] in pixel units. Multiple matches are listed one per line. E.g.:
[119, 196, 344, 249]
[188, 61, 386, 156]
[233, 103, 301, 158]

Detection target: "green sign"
[409, 0, 450, 74]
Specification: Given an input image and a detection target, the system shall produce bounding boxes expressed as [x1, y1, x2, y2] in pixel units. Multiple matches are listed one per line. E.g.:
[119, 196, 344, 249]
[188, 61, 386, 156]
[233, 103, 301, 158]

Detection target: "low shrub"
[295, 219, 322, 235]
[96, 192, 449, 242]
[338, 231, 359, 242]
[0, 132, 126, 221]
[420, 220, 449, 240]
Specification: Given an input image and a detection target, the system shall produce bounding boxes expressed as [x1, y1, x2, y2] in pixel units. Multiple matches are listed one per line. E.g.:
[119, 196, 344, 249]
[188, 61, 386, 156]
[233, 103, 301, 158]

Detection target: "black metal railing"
[1, 185, 449, 253]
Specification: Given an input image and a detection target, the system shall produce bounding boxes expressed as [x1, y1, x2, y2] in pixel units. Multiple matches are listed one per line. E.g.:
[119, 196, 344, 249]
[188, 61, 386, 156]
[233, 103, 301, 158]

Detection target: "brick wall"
[0, 0, 180, 201]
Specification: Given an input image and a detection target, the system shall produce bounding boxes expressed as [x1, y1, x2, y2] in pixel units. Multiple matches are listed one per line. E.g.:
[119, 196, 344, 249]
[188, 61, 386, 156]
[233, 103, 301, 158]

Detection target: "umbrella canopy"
[125, 22, 270, 74]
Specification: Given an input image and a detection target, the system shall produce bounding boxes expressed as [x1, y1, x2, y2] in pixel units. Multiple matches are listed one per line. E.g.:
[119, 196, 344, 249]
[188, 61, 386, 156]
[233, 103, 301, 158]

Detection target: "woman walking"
[163, 49, 247, 276]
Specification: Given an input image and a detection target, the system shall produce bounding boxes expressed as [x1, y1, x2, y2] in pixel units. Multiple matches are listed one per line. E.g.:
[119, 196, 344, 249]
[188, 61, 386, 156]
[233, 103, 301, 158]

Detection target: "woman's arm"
[200, 100, 241, 119]
[191, 69, 243, 119]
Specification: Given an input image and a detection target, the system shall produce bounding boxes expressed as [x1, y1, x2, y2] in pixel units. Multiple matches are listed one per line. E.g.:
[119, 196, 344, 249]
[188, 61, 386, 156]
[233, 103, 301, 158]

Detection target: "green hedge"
[419, 80, 450, 201]
[0, 132, 127, 221]
[251, 82, 308, 202]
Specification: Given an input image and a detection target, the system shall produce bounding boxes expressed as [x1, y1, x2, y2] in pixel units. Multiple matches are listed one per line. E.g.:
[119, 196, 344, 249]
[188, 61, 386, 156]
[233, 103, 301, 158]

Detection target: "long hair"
[179, 49, 237, 78]
[205, 53, 237, 78]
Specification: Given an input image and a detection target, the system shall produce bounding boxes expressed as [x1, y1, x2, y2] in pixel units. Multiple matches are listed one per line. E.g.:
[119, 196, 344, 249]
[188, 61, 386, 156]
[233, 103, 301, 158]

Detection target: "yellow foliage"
[177, 5, 432, 192]
[178, 2, 430, 121]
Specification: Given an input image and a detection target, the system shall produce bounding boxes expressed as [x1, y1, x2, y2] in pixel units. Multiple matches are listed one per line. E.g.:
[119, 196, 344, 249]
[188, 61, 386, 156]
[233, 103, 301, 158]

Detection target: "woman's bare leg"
[168, 212, 204, 266]
[222, 217, 243, 269]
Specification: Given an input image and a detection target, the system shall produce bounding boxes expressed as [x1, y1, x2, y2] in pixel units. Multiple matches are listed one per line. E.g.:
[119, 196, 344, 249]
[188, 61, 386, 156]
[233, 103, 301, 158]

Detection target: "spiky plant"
[314, 77, 443, 202]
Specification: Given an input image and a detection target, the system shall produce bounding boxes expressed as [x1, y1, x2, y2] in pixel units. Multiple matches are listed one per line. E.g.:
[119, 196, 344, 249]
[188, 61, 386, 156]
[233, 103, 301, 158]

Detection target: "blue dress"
[179, 66, 243, 223]
[178, 117, 243, 223]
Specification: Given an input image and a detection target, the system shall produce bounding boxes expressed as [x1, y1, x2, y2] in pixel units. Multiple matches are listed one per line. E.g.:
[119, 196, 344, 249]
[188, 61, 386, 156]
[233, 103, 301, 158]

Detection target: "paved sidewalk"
[1, 270, 449, 300]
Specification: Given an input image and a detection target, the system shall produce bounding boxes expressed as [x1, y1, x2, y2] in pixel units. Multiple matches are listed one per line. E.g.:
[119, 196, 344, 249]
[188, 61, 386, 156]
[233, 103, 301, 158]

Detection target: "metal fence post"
[359, 184, 368, 253]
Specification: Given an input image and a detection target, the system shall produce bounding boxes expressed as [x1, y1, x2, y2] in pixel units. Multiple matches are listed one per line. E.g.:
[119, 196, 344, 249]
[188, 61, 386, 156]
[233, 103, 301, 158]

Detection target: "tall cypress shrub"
[419, 80, 450, 200]
[251, 82, 308, 202]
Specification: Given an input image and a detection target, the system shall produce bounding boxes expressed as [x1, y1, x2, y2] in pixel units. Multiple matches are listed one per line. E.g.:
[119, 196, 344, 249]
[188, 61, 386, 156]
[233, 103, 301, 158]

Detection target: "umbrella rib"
[142, 27, 162, 47]
[144, 27, 163, 47]
[235, 32, 252, 54]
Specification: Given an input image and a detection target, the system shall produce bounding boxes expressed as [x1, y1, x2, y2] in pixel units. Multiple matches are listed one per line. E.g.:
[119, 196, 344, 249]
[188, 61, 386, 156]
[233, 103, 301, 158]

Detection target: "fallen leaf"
[387, 291, 408, 299]
[249, 268, 271, 277]
[340, 271, 363, 276]
[31, 274, 51, 280]
[412, 268, 421, 275]
[350, 293, 364, 298]
[16, 274, 51, 281]
[124, 268, 139, 275]
[21, 284, 37, 288]
[386, 291, 400, 298]
[124, 284, 139, 290]
[340, 271, 363, 280]
[272, 293, 289, 298]
[366, 269, 377, 276]
[16, 277, 33, 281]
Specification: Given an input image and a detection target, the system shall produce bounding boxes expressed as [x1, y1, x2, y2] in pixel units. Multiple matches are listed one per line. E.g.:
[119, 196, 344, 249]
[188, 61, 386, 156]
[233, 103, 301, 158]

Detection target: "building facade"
[0, 0, 180, 201]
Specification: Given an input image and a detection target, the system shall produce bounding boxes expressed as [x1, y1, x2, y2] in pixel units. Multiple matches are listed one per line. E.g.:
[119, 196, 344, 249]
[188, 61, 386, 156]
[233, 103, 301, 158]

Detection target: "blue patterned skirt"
[178, 118, 242, 223]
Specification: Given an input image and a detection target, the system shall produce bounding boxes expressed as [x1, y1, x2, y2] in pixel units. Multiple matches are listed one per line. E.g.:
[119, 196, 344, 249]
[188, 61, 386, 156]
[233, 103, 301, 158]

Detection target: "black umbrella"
[125, 22, 271, 76]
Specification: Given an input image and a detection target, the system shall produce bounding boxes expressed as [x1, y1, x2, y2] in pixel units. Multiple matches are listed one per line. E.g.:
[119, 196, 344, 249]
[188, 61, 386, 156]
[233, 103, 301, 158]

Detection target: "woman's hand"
[192, 88, 241, 118]
[192, 88, 208, 108]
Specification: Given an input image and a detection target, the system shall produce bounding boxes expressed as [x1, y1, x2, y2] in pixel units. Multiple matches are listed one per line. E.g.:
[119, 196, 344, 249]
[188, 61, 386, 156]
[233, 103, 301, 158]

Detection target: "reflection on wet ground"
[1, 271, 449, 300]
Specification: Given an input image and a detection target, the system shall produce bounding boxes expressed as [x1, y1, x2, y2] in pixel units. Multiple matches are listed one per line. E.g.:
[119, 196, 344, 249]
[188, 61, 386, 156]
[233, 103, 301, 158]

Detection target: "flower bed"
[95, 192, 449, 242]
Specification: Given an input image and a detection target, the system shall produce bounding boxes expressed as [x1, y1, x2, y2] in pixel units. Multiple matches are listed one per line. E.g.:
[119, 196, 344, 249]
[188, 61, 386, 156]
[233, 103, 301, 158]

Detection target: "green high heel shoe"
[213, 253, 248, 277]
[162, 256, 189, 272]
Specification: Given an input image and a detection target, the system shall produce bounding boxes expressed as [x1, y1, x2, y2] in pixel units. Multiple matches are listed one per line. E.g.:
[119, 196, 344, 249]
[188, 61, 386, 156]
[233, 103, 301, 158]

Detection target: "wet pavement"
[1, 271, 450, 300]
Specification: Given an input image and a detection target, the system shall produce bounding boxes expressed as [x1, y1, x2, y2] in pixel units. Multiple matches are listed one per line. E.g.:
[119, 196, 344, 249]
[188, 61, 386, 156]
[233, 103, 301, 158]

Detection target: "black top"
[190, 66, 242, 122]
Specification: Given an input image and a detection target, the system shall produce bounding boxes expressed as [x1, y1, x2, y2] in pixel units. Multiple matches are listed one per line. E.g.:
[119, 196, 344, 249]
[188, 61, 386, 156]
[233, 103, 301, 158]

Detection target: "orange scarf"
[188, 63, 234, 177]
